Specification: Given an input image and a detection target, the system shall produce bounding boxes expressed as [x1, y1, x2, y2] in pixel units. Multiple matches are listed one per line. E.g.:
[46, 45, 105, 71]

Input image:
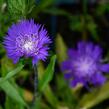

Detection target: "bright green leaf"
[0, 81, 27, 107]
[0, 64, 24, 84]
[7, 0, 35, 19]
[4, 64, 24, 81]
[39, 55, 56, 92]
[5, 96, 25, 109]
[79, 82, 109, 109]
[55, 34, 67, 64]
[37, 61, 59, 108]
[1, 56, 15, 77]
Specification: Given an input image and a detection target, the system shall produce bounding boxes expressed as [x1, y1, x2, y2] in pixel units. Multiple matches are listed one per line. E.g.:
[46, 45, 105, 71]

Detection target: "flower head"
[4, 19, 51, 65]
[61, 41, 109, 87]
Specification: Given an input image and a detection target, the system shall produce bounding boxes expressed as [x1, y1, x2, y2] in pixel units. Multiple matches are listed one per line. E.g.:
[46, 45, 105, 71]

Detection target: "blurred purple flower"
[61, 41, 109, 87]
[4, 19, 51, 65]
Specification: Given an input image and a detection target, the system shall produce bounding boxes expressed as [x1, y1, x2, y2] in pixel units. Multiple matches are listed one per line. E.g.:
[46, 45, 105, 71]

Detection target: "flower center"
[74, 57, 96, 77]
[23, 41, 33, 52]
[80, 59, 93, 72]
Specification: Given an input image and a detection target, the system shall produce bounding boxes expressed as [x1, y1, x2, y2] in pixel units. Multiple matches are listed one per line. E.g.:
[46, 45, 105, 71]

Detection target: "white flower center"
[74, 57, 96, 77]
[79, 59, 93, 73]
[23, 41, 33, 52]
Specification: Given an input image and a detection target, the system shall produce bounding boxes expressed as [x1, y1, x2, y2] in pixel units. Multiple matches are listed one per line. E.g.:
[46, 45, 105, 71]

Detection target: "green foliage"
[7, 0, 35, 19]
[55, 34, 67, 64]
[79, 82, 109, 109]
[0, 81, 27, 107]
[36, 0, 54, 11]
[0, 0, 109, 109]
[39, 55, 56, 92]
[0, 106, 3, 109]
[96, 4, 109, 16]
[5, 97, 25, 109]
[0, 64, 24, 83]
[37, 62, 59, 108]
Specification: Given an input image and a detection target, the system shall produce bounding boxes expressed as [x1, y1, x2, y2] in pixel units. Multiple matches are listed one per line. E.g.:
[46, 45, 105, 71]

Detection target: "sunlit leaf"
[7, 0, 35, 19]
[5, 96, 25, 109]
[0, 81, 27, 107]
[38, 61, 59, 108]
[1, 56, 15, 77]
[55, 34, 67, 64]
[39, 55, 56, 92]
[79, 82, 109, 109]
[0, 64, 24, 84]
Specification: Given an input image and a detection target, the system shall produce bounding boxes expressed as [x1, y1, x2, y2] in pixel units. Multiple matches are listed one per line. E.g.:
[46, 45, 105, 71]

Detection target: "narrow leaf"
[0, 64, 24, 84]
[55, 34, 67, 64]
[39, 55, 56, 92]
[0, 81, 27, 107]
[79, 82, 109, 109]
[4, 64, 24, 80]
[38, 61, 58, 108]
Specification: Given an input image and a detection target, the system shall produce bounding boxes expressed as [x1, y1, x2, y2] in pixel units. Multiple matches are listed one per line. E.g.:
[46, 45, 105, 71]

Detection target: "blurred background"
[0, 0, 109, 109]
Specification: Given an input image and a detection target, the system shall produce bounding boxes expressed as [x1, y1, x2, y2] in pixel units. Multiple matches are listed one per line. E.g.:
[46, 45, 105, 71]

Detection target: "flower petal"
[64, 73, 72, 79]
[70, 78, 86, 87]
[77, 41, 86, 54]
[85, 42, 93, 55]
[68, 49, 78, 59]
[92, 45, 102, 60]
[99, 64, 109, 73]
[91, 73, 106, 85]
[61, 61, 72, 71]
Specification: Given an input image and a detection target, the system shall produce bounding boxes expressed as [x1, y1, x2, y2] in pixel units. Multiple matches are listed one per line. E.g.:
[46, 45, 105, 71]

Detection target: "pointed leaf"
[55, 34, 67, 64]
[79, 82, 109, 109]
[38, 61, 58, 108]
[0, 64, 24, 84]
[39, 55, 56, 92]
[0, 81, 27, 107]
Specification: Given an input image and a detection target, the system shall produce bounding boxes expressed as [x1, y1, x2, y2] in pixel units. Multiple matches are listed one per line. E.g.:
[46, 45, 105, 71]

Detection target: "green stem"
[31, 64, 39, 108]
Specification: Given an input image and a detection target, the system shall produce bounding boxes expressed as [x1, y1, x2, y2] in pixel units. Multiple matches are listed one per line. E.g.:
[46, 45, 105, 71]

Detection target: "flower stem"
[32, 64, 38, 107]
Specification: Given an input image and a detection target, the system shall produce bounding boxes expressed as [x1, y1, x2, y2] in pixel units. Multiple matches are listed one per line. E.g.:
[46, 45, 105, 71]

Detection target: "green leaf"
[79, 82, 109, 109]
[7, 0, 35, 19]
[31, 96, 41, 109]
[5, 96, 25, 109]
[0, 64, 24, 84]
[56, 74, 77, 108]
[0, 106, 3, 109]
[69, 16, 84, 31]
[0, 0, 5, 11]
[37, 61, 59, 108]
[29, 0, 54, 18]
[1, 56, 15, 77]
[38, 0, 54, 9]
[43, 86, 58, 108]
[39, 55, 56, 92]
[87, 16, 100, 42]
[4, 64, 24, 81]
[55, 34, 67, 64]
[0, 81, 27, 107]
[96, 4, 109, 16]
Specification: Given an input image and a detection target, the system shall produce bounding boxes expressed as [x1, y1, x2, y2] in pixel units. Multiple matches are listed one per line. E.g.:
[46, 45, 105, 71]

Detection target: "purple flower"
[61, 41, 109, 87]
[4, 19, 51, 65]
